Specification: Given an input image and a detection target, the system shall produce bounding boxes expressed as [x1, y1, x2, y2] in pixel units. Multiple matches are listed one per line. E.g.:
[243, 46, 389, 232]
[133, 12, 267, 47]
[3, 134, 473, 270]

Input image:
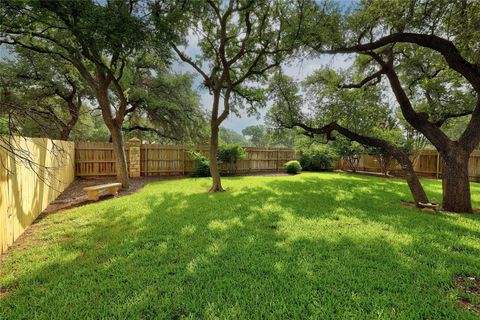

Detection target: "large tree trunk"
[59, 115, 78, 140]
[110, 123, 129, 189]
[379, 62, 479, 213]
[59, 126, 72, 141]
[209, 124, 224, 192]
[95, 83, 130, 190]
[441, 151, 472, 213]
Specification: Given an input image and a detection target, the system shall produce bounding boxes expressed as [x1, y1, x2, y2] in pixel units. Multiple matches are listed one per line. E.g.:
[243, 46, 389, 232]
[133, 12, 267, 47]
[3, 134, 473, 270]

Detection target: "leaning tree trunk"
[59, 126, 73, 141]
[397, 154, 429, 206]
[209, 125, 224, 192]
[110, 123, 130, 189]
[441, 151, 472, 213]
[332, 124, 429, 206]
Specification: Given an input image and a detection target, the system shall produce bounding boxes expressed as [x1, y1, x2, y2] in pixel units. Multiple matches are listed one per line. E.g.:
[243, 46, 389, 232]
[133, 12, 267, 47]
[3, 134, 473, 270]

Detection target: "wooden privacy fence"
[0, 137, 75, 254]
[335, 149, 480, 181]
[75, 141, 130, 176]
[75, 139, 297, 177]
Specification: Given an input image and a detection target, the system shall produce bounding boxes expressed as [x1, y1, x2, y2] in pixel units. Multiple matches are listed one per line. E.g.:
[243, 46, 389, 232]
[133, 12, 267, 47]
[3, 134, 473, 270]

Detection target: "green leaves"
[217, 144, 247, 163]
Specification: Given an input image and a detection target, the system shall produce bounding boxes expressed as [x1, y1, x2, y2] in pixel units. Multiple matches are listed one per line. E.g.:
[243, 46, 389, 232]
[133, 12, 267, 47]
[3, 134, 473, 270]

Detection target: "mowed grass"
[1, 172, 480, 319]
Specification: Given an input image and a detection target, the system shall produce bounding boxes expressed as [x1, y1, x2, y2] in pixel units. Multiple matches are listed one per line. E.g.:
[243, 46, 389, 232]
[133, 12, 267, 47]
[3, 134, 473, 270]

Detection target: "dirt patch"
[0, 283, 19, 298]
[454, 274, 480, 313]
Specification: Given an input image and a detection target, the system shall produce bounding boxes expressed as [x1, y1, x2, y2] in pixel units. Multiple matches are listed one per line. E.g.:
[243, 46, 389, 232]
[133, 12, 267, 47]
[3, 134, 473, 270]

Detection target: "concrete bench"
[83, 183, 122, 201]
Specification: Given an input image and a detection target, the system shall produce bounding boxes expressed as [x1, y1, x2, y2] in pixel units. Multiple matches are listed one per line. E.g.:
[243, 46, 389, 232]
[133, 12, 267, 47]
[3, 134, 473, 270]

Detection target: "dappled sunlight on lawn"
[1, 172, 480, 319]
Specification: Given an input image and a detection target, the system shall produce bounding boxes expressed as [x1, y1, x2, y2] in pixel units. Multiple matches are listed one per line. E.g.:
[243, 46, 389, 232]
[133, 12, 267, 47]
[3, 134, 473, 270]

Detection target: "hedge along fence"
[334, 149, 480, 182]
[0, 137, 75, 254]
[75, 139, 297, 177]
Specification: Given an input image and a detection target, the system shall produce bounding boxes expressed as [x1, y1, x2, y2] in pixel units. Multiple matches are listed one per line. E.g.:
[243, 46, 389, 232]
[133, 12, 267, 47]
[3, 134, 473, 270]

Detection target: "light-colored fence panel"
[0, 137, 75, 254]
[467, 152, 480, 181]
[141, 144, 186, 176]
[335, 149, 480, 181]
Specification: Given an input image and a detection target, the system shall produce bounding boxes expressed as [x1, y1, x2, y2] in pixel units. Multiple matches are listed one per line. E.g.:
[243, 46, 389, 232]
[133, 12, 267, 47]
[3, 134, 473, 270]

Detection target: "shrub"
[188, 150, 211, 177]
[217, 144, 247, 175]
[285, 160, 302, 174]
[299, 145, 337, 171]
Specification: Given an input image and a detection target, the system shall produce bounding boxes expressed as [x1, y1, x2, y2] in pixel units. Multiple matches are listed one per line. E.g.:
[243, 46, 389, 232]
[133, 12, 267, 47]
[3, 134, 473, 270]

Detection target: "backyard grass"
[1, 172, 480, 319]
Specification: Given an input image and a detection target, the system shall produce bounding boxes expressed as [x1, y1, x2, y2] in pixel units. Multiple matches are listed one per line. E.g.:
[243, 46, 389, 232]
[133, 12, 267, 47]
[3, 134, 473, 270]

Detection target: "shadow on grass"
[0, 173, 479, 319]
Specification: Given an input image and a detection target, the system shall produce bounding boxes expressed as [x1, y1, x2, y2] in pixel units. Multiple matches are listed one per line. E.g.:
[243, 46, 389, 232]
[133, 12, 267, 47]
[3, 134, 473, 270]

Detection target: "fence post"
[127, 138, 141, 178]
[182, 146, 185, 176]
[276, 150, 279, 172]
[436, 151, 440, 179]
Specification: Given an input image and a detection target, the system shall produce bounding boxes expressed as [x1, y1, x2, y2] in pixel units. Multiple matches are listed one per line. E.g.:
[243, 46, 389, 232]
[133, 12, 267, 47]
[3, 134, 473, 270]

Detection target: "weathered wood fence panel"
[141, 144, 186, 176]
[75, 141, 297, 177]
[335, 149, 480, 181]
[0, 137, 75, 254]
[75, 141, 129, 177]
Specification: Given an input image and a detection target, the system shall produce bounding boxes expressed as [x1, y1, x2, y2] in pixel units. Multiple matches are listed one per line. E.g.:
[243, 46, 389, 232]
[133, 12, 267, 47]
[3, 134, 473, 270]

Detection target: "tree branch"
[339, 68, 385, 88]
[318, 32, 480, 91]
[172, 45, 209, 80]
[122, 125, 178, 140]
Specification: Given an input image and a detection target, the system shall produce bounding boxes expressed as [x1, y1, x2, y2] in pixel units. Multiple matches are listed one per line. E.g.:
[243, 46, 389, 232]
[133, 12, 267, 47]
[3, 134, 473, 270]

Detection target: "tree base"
[209, 186, 225, 193]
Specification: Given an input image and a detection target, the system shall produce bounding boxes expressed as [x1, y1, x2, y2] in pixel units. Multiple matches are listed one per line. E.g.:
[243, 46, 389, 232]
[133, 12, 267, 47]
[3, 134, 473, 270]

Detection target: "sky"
[174, 33, 354, 134]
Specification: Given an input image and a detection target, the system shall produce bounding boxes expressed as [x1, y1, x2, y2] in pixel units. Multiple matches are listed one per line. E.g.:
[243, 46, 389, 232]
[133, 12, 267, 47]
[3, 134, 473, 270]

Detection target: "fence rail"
[75, 140, 297, 177]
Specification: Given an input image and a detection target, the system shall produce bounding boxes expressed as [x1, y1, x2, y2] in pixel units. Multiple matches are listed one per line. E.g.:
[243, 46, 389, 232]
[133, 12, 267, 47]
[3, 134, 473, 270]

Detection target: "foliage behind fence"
[0, 137, 75, 254]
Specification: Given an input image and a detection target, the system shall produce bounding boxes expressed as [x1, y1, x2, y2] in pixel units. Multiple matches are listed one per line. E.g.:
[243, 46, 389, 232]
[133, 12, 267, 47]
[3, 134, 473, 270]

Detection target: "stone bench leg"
[87, 190, 99, 201]
[108, 187, 119, 196]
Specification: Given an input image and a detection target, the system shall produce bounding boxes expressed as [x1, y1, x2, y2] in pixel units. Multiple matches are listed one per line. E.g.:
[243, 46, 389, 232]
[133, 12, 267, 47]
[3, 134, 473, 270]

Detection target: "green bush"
[217, 144, 247, 175]
[299, 145, 337, 171]
[285, 160, 302, 174]
[188, 150, 211, 177]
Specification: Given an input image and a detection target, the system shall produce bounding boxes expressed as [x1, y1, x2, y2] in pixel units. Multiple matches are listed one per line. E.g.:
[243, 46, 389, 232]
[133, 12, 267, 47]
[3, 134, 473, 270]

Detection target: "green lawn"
[1, 172, 480, 319]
